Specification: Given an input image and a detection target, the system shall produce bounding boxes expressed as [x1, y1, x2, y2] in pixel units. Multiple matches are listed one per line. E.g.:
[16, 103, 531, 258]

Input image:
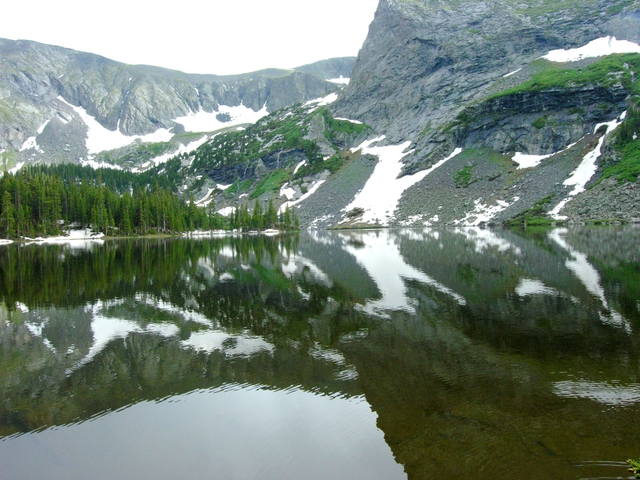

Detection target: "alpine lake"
[1, 226, 639, 480]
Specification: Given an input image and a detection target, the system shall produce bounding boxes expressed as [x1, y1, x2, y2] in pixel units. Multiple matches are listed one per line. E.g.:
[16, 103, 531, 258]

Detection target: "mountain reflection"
[1, 227, 639, 479]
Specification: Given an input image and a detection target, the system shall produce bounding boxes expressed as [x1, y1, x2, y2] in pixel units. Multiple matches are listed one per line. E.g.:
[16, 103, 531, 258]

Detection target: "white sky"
[1, 0, 379, 75]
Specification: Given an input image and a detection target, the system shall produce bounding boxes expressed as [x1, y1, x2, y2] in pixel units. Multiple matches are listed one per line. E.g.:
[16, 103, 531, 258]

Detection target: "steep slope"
[322, 0, 640, 226]
[335, 0, 640, 143]
[0, 39, 352, 169]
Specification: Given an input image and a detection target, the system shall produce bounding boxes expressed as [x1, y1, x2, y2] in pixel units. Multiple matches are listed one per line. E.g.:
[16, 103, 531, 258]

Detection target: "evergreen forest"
[0, 165, 299, 239]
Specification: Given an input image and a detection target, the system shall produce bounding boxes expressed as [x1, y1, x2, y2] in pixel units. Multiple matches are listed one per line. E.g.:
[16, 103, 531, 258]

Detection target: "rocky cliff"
[325, 0, 640, 225]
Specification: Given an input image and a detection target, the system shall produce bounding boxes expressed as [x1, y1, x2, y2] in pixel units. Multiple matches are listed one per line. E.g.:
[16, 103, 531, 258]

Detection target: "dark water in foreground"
[0, 227, 639, 479]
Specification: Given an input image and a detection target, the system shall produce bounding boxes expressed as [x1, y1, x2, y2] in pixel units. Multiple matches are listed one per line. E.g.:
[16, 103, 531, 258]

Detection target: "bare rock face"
[325, 0, 640, 225]
[335, 0, 640, 145]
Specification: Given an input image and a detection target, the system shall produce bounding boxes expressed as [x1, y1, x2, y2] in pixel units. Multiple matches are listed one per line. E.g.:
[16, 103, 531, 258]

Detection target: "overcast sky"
[1, 0, 379, 75]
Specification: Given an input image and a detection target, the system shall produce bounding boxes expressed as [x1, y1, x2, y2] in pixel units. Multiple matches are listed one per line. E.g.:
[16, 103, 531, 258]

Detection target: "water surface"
[1, 227, 639, 479]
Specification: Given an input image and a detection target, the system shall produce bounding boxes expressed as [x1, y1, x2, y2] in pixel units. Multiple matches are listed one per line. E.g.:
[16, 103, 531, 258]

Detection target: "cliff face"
[335, 0, 640, 144]
[322, 0, 640, 225]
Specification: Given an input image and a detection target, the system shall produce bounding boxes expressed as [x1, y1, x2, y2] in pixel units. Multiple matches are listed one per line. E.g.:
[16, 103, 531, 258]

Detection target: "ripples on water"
[0, 226, 639, 479]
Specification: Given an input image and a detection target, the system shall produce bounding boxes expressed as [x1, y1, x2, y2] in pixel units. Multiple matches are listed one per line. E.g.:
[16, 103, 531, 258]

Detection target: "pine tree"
[265, 199, 277, 229]
[251, 200, 263, 230]
[1, 190, 16, 238]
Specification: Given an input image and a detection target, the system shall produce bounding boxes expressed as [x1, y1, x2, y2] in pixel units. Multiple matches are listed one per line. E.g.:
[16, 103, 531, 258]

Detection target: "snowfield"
[174, 104, 268, 133]
[58, 96, 173, 155]
[543, 36, 640, 62]
[343, 139, 462, 226]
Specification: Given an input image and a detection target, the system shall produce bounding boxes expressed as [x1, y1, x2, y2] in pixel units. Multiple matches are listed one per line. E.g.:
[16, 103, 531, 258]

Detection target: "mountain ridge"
[0, 38, 353, 164]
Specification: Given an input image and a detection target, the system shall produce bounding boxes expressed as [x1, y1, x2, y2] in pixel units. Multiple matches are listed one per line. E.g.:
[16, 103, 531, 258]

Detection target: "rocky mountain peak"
[335, 0, 640, 145]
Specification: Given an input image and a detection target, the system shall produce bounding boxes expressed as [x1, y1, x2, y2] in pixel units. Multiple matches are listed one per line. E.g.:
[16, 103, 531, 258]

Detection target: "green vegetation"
[490, 53, 640, 100]
[454, 164, 474, 188]
[599, 106, 640, 183]
[628, 458, 640, 479]
[250, 170, 290, 199]
[294, 153, 346, 179]
[507, 195, 556, 226]
[317, 107, 369, 142]
[443, 110, 473, 133]
[532, 115, 548, 129]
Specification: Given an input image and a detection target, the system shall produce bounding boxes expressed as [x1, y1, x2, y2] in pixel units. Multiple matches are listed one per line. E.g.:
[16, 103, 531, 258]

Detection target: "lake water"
[0, 227, 639, 479]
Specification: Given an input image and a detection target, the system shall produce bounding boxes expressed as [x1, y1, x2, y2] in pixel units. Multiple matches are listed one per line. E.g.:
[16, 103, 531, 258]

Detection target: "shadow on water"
[0, 226, 639, 479]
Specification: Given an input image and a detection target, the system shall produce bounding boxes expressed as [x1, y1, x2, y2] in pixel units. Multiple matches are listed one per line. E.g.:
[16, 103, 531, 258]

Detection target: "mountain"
[140, 0, 640, 227]
[2, 0, 640, 228]
[0, 38, 353, 168]
[329, 0, 640, 225]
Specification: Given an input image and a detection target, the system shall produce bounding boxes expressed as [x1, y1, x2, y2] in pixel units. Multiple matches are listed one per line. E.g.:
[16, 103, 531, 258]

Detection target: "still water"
[0, 227, 639, 479]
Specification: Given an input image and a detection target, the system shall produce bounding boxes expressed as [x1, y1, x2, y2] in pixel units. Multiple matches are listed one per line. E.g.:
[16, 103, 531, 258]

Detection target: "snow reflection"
[340, 230, 465, 315]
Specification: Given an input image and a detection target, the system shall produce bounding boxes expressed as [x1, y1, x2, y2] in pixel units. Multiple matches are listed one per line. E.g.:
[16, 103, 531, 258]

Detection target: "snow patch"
[80, 159, 123, 170]
[9, 162, 25, 174]
[512, 142, 577, 169]
[279, 180, 325, 213]
[334, 117, 363, 125]
[543, 36, 640, 63]
[217, 206, 234, 217]
[174, 103, 268, 133]
[453, 196, 520, 226]
[304, 92, 338, 112]
[516, 278, 558, 296]
[293, 160, 306, 175]
[195, 188, 216, 207]
[327, 76, 350, 85]
[147, 136, 211, 168]
[343, 144, 463, 226]
[58, 96, 173, 155]
[20, 137, 38, 152]
[503, 68, 522, 78]
[549, 116, 623, 219]
[36, 119, 51, 135]
[280, 185, 296, 201]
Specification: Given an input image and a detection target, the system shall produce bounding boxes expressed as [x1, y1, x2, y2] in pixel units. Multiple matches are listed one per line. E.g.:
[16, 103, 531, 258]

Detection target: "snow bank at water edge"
[24, 229, 105, 245]
[543, 36, 640, 62]
[343, 140, 462, 226]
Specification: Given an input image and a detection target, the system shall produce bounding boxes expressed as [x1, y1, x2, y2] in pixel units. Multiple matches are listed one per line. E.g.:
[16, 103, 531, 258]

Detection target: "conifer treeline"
[0, 168, 299, 238]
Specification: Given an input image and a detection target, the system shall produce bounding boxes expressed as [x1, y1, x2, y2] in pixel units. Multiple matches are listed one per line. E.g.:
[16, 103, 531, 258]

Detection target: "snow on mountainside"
[3, 0, 640, 228]
[0, 38, 354, 172]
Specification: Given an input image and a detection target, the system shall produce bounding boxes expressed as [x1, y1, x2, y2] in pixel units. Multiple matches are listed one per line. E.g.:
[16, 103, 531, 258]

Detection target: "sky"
[1, 0, 379, 75]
